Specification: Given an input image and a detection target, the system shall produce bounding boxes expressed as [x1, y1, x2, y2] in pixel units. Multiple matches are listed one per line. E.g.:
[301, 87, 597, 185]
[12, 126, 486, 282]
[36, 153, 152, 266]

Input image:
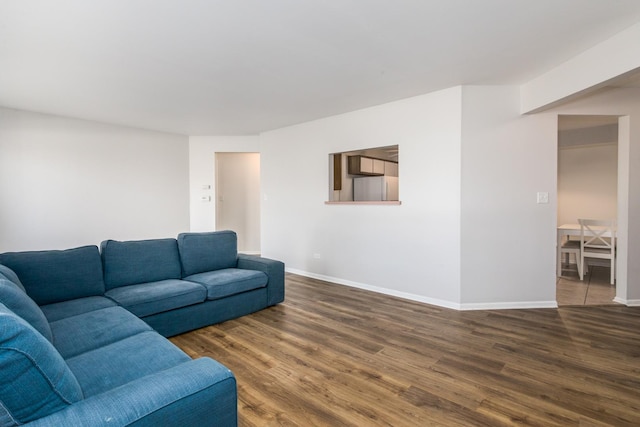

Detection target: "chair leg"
[576, 254, 583, 278]
[579, 256, 584, 281]
[611, 260, 615, 285]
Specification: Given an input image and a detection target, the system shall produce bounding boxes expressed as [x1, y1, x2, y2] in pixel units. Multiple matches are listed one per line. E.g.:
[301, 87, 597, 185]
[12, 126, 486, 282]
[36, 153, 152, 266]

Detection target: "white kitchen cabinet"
[384, 161, 398, 177]
[348, 155, 397, 176]
[373, 159, 385, 174]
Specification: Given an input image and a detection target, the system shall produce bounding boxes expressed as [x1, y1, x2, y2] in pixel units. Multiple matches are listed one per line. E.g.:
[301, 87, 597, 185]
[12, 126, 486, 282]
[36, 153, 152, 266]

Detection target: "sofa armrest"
[237, 254, 284, 305]
[26, 357, 237, 427]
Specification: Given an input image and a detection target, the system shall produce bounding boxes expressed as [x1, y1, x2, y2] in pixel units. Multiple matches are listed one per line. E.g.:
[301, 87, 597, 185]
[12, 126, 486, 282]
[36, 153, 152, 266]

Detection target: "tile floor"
[556, 262, 618, 306]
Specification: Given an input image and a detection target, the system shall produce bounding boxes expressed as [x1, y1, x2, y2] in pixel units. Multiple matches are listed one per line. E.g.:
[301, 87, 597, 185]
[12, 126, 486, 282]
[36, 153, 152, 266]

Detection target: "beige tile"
[585, 266, 616, 305]
[557, 264, 619, 307]
[557, 277, 587, 306]
[585, 284, 616, 305]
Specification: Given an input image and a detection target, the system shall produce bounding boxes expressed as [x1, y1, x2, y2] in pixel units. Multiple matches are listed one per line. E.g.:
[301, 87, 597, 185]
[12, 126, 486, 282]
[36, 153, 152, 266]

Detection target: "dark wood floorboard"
[171, 273, 640, 426]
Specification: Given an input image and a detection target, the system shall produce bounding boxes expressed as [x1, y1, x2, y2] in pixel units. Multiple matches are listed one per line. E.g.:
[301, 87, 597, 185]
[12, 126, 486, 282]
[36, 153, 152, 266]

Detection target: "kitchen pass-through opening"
[328, 145, 399, 203]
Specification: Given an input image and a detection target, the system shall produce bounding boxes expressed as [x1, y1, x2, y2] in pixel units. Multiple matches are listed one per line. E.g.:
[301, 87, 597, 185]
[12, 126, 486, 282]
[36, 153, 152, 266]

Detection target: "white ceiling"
[2, 0, 640, 135]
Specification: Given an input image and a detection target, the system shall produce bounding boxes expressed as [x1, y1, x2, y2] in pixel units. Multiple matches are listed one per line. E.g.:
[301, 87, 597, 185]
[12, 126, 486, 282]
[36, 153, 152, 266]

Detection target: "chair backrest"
[579, 219, 616, 251]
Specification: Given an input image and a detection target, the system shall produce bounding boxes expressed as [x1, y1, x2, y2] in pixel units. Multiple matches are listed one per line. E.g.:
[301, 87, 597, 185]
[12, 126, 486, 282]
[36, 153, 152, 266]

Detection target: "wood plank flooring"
[170, 273, 640, 426]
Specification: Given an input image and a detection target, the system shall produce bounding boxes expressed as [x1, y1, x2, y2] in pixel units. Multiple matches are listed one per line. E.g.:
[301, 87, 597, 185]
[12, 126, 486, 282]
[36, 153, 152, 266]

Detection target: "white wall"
[460, 86, 558, 307]
[0, 107, 189, 252]
[260, 87, 463, 307]
[557, 143, 618, 226]
[457, 86, 640, 307]
[190, 86, 639, 309]
[188, 136, 260, 233]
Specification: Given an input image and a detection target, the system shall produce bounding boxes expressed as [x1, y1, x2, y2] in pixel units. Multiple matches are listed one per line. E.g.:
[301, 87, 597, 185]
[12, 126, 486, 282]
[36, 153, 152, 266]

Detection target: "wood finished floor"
[171, 273, 640, 426]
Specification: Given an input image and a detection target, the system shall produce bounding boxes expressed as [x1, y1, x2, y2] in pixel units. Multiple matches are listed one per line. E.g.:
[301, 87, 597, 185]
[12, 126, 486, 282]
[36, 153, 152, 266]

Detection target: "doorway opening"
[556, 115, 619, 306]
[215, 152, 261, 254]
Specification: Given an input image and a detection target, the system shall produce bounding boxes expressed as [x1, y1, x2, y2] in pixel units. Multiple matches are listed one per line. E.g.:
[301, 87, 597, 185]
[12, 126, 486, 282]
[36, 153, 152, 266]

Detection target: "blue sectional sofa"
[0, 231, 285, 426]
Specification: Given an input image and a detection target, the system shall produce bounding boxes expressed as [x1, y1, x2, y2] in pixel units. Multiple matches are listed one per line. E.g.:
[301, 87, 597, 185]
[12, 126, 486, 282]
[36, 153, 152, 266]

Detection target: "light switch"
[201, 184, 211, 190]
[200, 196, 211, 202]
[536, 192, 549, 204]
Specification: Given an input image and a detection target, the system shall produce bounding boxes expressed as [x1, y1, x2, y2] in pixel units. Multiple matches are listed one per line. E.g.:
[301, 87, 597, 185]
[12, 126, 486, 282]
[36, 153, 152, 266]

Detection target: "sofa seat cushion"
[101, 238, 182, 290]
[0, 303, 83, 425]
[50, 306, 153, 359]
[185, 268, 268, 301]
[0, 278, 52, 342]
[105, 279, 207, 317]
[0, 245, 105, 305]
[40, 296, 118, 322]
[66, 330, 191, 397]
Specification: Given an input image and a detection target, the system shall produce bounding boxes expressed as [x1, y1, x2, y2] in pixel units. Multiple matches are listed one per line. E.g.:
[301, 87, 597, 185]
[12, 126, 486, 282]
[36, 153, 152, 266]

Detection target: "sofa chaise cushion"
[101, 238, 182, 290]
[105, 279, 207, 317]
[50, 306, 153, 359]
[0, 303, 83, 425]
[66, 330, 192, 398]
[177, 231, 238, 276]
[185, 269, 268, 300]
[0, 246, 104, 305]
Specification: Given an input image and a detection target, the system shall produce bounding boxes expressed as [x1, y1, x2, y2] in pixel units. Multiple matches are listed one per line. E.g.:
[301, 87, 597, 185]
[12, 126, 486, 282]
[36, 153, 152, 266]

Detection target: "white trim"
[558, 141, 617, 151]
[286, 268, 559, 311]
[459, 301, 558, 310]
[286, 268, 461, 309]
[614, 296, 640, 306]
[613, 296, 627, 305]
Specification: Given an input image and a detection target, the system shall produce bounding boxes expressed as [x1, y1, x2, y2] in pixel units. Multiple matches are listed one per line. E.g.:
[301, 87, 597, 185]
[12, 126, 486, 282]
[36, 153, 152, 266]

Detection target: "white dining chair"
[579, 218, 616, 285]
[559, 238, 584, 278]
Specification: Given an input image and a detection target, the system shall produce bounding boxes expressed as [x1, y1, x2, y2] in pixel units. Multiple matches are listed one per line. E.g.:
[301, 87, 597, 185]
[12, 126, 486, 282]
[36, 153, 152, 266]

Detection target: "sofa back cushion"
[0, 279, 52, 343]
[0, 303, 83, 425]
[0, 265, 25, 292]
[0, 246, 105, 305]
[101, 238, 182, 290]
[177, 231, 238, 276]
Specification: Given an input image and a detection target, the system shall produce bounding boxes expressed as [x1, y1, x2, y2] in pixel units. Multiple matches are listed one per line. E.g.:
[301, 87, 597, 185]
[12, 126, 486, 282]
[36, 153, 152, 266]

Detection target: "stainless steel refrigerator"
[353, 176, 399, 201]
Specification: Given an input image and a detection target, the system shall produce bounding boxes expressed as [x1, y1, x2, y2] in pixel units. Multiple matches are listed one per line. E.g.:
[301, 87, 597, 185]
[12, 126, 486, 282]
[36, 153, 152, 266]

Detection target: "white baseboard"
[286, 268, 461, 309]
[285, 268, 559, 311]
[614, 296, 640, 306]
[459, 301, 558, 310]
